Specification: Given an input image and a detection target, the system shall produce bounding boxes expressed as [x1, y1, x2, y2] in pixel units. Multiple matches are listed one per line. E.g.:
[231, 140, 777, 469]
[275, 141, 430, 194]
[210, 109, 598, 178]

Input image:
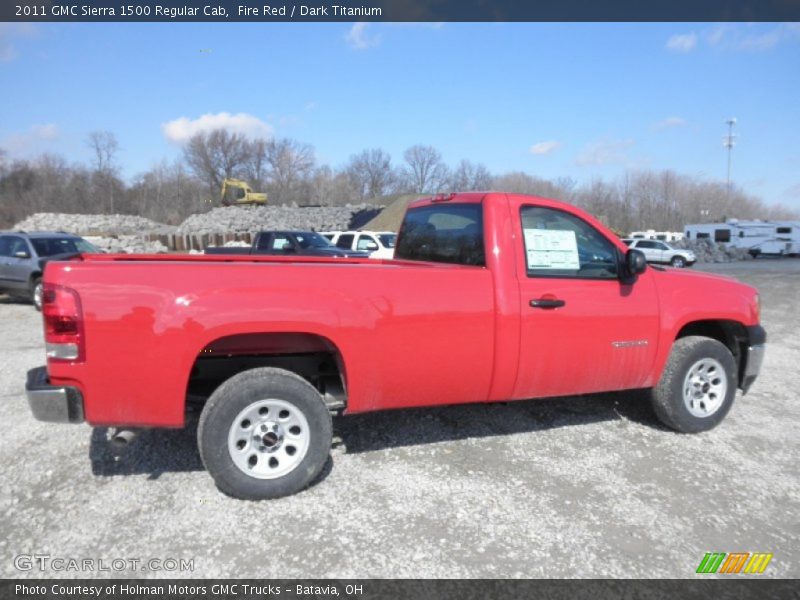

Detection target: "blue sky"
[1, 22, 799, 208]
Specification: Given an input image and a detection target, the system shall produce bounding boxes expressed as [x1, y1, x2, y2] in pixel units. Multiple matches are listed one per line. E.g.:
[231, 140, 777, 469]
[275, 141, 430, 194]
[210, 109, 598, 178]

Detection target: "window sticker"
[524, 228, 580, 270]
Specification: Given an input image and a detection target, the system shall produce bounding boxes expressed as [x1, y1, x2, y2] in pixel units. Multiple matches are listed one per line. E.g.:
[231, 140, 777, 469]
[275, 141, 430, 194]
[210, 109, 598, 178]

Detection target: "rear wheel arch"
[185, 331, 349, 416]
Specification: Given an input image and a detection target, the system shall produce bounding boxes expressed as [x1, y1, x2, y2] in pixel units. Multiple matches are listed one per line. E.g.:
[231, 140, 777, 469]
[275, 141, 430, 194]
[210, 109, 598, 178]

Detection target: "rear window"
[395, 203, 485, 266]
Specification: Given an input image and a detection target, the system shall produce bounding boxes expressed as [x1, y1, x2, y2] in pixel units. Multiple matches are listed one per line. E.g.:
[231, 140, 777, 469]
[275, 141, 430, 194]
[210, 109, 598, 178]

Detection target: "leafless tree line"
[0, 129, 796, 230]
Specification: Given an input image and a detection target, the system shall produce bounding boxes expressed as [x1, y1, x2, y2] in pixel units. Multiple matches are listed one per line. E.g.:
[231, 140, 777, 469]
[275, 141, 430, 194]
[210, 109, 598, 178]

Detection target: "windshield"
[31, 237, 100, 257]
[295, 232, 334, 249]
[378, 234, 397, 248]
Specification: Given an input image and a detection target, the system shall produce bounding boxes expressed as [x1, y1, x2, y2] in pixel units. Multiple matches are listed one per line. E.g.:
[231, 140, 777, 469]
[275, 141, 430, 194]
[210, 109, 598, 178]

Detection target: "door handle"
[530, 298, 566, 309]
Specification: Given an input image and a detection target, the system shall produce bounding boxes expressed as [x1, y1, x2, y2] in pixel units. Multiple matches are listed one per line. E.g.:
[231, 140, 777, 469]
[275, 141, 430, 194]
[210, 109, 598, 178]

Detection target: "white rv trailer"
[683, 219, 800, 256]
[628, 229, 684, 242]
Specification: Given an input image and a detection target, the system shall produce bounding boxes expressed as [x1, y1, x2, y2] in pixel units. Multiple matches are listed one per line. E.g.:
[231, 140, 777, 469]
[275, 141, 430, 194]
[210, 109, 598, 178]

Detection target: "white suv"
[320, 231, 397, 259]
[622, 239, 696, 268]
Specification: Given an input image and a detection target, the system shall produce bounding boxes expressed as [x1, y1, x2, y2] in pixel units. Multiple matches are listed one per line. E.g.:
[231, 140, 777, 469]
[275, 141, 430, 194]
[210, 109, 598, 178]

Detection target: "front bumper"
[25, 366, 84, 423]
[741, 325, 767, 394]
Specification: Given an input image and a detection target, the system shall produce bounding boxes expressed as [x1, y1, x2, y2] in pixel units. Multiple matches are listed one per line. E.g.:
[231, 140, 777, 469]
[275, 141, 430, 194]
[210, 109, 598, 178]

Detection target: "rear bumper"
[741, 325, 767, 394]
[25, 366, 84, 423]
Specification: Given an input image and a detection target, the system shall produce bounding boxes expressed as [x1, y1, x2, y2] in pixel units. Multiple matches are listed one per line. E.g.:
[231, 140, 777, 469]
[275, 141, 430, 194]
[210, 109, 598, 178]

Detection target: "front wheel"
[198, 367, 332, 500]
[670, 256, 686, 268]
[651, 336, 737, 433]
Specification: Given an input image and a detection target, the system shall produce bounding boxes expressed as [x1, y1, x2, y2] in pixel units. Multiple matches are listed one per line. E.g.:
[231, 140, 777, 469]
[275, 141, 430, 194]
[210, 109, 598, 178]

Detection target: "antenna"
[723, 118, 737, 202]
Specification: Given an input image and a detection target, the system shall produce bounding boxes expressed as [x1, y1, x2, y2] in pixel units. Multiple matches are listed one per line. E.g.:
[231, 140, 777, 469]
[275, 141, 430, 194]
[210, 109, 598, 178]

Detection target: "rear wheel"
[670, 255, 686, 268]
[31, 277, 43, 311]
[651, 336, 737, 433]
[198, 367, 332, 500]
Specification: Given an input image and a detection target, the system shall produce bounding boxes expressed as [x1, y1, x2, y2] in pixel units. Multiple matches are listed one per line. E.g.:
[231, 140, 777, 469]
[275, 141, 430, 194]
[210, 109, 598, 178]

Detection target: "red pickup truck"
[25, 192, 765, 500]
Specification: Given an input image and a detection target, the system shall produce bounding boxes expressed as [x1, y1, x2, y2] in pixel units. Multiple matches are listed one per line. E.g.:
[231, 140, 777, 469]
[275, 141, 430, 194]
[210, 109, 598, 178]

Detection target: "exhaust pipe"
[109, 428, 139, 449]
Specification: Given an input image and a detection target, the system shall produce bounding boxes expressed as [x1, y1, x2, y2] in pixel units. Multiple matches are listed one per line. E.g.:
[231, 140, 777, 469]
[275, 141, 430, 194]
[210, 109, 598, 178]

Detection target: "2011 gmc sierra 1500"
[25, 192, 766, 499]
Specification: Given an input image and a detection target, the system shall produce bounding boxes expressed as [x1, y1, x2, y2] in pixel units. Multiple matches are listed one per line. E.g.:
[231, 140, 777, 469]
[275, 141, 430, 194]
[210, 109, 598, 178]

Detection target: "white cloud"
[738, 25, 799, 51]
[666, 32, 698, 53]
[529, 140, 562, 155]
[161, 112, 273, 144]
[693, 23, 800, 53]
[345, 23, 381, 50]
[575, 139, 635, 167]
[304, 101, 317, 112]
[0, 23, 37, 64]
[1, 123, 60, 155]
[654, 116, 687, 130]
[31, 123, 59, 140]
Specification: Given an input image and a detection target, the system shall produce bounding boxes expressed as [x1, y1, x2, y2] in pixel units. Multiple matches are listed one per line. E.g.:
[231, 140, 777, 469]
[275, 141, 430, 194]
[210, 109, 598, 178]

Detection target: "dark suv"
[0, 231, 100, 310]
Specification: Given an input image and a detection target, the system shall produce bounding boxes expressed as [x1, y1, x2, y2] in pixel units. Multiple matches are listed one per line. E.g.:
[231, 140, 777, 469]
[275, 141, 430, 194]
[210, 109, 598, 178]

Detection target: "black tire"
[670, 255, 686, 268]
[651, 336, 737, 433]
[198, 367, 332, 500]
[31, 277, 43, 311]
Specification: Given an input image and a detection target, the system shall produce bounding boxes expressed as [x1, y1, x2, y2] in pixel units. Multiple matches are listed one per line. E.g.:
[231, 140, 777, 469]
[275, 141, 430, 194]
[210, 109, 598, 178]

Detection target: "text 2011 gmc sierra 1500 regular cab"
[25, 192, 766, 499]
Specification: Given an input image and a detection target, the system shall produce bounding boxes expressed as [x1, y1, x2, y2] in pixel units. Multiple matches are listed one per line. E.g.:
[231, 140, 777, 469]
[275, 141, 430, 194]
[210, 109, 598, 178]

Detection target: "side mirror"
[281, 243, 296, 253]
[625, 249, 647, 276]
[14, 250, 31, 259]
[365, 242, 379, 251]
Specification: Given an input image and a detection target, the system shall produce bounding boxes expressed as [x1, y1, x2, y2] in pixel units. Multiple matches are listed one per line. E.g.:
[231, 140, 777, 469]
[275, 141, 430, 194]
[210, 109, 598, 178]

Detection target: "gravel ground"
[0, 260, 797, 579]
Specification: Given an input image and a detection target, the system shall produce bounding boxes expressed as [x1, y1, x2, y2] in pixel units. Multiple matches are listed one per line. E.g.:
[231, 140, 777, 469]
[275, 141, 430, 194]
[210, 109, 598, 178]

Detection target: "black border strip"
[3, 0, 800, 22]
[1, 579, 799, 600]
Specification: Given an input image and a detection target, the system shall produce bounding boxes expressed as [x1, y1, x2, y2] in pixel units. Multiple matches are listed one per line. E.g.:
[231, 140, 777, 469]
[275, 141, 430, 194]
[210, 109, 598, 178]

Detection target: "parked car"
[204, 231, 369, 258]
[622, 238, 696, 268]
[25, 193, 764, 500]
[0, 231, 100, 310]
[320, 231, 397, 259]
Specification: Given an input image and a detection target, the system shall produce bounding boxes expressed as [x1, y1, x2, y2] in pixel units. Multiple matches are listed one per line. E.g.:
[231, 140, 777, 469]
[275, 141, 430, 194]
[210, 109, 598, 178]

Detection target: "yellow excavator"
[220, 178, 268, 206]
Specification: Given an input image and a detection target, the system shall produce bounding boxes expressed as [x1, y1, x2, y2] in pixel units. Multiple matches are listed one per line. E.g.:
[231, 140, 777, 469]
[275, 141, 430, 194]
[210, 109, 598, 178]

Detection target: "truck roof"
[2, 230, 81, 238]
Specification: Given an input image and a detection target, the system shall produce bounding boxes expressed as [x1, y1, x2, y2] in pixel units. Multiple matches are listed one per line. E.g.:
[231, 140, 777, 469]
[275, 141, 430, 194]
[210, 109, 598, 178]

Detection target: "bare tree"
[86, 130, 121, 212]
[264, 137, 315, 204]
[183, 129, 254, 197]
[346, 149, 396, 201]
[449, 160, 492, 191]
[402, 145, 448, 193]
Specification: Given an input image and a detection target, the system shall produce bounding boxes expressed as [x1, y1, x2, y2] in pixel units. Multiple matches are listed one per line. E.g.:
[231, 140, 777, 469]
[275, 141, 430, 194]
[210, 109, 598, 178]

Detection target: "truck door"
[512, 202, 660, 399]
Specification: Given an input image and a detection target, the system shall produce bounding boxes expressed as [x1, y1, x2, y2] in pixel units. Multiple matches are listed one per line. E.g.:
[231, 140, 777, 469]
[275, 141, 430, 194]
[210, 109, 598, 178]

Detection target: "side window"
[715, 229, 731, 243]
[336, 234, 354, 250]
[271, 235, 292, 252]
[637, 241, 656, 249]
[654, 242, 669, 250]
[356, 235, 377, 251]
[3, 236, 28, 257]
[697, 232, 710, 239]
[520, 206, 618, 279]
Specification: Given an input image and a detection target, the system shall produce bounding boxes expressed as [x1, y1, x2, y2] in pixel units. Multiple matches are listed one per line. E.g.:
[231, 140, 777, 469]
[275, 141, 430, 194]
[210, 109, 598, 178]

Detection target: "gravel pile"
[13, 213, 172, 235]
[175, 204, 382, 234]
[85, 235, 168, 254]
[672, 239, 753, 263]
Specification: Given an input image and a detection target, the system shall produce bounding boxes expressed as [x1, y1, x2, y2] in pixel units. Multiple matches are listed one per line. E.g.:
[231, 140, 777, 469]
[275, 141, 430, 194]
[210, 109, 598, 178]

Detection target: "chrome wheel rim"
[227, 399, 310, 479]
[683, 358, 727, 417]
[33, 283, 43, 309]
[673, 257, 685, 267]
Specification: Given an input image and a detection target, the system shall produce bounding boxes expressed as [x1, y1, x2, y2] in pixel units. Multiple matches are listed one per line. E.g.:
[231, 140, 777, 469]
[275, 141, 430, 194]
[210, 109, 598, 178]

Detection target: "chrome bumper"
[25, 366, 84, 423]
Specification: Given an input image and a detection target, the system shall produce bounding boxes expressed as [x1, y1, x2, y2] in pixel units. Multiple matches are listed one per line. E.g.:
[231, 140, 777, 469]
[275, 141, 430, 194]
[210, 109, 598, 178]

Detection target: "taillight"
[42, 283, 84, 362]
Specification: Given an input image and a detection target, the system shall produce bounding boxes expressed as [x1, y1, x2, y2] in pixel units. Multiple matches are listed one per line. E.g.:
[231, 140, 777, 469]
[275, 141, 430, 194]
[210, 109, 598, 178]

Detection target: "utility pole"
[724, 118, 737, 202]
